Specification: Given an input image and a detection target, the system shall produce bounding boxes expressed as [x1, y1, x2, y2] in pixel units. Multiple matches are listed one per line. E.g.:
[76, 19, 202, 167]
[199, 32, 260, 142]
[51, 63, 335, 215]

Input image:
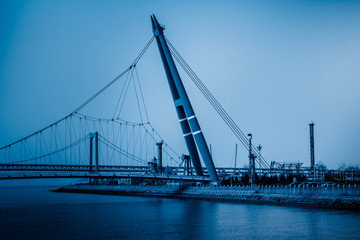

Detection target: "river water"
[0, 180, 359, 240]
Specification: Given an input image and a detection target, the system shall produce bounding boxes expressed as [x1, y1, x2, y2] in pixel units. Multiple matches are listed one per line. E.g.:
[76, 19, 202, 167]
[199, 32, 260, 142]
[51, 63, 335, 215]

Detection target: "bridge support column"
[156, 140, 164, 174]
[182, 154, 192, 176]
[89, 134, 94, 173]
[95, 132, 99, 173]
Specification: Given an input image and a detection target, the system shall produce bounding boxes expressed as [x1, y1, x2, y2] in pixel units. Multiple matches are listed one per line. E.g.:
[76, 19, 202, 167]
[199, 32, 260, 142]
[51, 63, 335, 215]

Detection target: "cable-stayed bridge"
[0, 16, 270, 184]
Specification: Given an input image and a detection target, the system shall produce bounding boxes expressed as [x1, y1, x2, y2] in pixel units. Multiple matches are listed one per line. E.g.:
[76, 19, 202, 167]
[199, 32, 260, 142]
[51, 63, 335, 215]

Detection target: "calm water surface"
[0, 182, 359, 240]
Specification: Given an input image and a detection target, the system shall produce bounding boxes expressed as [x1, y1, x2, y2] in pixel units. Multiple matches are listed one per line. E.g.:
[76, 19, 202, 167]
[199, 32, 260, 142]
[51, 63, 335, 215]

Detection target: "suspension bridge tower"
[151, 15, 219, 183]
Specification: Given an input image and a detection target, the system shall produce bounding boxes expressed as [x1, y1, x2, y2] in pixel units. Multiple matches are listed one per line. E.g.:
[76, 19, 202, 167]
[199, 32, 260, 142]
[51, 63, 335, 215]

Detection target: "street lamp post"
[248, 134, 256, 185]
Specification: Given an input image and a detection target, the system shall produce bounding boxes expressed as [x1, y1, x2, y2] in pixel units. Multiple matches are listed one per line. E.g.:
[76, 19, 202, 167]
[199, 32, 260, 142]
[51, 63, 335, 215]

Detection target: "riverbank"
[54, 184, 360, 210]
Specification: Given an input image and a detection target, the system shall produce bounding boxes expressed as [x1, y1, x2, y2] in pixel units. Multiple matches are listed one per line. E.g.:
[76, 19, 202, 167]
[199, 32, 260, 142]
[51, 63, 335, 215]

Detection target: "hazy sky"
[1, 0, 360, 169]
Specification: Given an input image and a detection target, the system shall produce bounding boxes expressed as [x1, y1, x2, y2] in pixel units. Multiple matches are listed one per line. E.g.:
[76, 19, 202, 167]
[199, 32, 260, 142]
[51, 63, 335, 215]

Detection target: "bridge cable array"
[1, 34, 271, 177]
[165, 37, 270, 169]
[0, 37, 155, 151]
[1, 36, 182, 172]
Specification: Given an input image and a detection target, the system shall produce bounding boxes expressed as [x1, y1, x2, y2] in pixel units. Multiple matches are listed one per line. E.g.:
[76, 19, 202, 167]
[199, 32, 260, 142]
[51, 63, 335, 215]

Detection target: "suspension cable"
[134, 67, 150, 123]
[10, 134, 90, 164]
[98, 135, 147, 164]
[0, 36, 154, 150]
[165, 37, 269, 168]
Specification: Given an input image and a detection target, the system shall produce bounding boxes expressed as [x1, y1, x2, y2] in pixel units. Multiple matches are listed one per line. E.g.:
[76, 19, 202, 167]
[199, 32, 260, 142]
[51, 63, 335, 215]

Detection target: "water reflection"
[0, 186, 359, 240]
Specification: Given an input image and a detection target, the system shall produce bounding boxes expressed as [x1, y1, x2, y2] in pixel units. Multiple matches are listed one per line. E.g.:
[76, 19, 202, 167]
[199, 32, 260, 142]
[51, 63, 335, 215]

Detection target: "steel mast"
[151, 15, 219, 182]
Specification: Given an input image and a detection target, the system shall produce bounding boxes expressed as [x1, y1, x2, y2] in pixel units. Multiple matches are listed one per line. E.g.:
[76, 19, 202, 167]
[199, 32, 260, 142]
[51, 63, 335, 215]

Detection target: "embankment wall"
[55, 184, 360, 209]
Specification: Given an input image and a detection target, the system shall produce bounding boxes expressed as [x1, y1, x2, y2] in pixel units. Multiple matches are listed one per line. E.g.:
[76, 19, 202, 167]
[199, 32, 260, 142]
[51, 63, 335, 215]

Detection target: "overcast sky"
[1, 0, 360, 169]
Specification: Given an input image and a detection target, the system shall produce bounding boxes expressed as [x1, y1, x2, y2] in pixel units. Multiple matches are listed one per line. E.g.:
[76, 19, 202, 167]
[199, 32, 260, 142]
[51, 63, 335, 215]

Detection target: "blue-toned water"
[1, 181, 360, 240]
